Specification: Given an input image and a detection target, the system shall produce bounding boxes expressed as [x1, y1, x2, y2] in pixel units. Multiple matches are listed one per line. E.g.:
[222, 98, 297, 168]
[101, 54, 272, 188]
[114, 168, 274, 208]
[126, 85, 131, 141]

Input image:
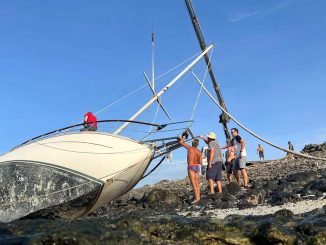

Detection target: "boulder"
[226, 182, 242, 195]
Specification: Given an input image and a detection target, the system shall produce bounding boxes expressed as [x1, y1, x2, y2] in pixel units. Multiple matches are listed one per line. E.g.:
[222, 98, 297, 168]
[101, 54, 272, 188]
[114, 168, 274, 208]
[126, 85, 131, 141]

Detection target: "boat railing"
[12, 120, 167, 150]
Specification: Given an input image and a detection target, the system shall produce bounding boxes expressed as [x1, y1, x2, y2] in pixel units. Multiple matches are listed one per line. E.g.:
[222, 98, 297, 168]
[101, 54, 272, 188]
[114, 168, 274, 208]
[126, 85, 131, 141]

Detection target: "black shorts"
[206, 161, 223, 181]
[226, 159, 235, 175]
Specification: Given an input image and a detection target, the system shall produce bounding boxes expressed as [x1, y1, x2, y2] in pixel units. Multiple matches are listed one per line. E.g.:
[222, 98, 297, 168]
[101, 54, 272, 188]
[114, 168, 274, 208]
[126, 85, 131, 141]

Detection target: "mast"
[184, 0, 231, 141]
[114, 44, 214, 135]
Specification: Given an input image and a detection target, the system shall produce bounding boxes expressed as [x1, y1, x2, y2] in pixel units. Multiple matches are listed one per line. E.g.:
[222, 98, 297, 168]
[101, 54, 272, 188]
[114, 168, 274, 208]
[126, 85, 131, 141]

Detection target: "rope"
[191, 71, 326, 162]
[141, 156, 166, 180]
[143, 102, 160, 140]
[93, 50, 202, 118]
[94, 83, 148, 115]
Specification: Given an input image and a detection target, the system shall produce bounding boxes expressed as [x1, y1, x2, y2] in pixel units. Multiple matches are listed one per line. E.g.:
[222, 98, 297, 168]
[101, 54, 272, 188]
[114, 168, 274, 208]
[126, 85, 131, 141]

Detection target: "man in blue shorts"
[200, 132, 223, 194]
[179, 137, 202, 203]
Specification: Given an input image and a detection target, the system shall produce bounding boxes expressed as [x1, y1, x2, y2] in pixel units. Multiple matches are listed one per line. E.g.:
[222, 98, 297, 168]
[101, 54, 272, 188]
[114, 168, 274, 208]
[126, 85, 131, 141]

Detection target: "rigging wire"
[189, 48, 214, 125]
[92, 50, 203, 118]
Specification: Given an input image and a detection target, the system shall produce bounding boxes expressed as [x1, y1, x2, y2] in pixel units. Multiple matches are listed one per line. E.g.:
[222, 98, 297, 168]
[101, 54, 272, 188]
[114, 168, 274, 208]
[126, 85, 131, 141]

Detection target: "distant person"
[222, 140, 236, 183]
[287, 141, 294, 159]
[179, 136, 202, 203]
[231, 128, 249, 190]
[81, 112, 97, 131]
[257, 144, 264, 162]
[199, 132, 223, 194]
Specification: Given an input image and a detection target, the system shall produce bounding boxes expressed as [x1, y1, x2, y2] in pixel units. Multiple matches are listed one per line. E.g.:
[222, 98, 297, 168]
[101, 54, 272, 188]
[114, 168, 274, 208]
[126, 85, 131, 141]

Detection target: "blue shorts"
[206, 161, 223, 181]
[188, 165, 200, 173]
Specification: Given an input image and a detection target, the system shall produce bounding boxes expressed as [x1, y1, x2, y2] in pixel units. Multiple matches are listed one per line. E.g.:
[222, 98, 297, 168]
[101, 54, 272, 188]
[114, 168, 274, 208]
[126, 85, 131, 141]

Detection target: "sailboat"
[0, 41, 213, 221]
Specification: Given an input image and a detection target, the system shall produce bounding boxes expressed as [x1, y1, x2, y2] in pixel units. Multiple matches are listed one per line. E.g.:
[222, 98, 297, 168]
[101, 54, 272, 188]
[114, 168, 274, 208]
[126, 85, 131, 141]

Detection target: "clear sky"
[0, 0, 325, 187]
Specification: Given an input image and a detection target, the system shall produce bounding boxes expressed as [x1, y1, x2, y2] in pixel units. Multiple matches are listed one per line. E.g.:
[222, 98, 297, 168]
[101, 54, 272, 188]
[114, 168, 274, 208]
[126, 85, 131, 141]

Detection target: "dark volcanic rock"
[273, 209, 294, 219]
[286, 171, 313, 183]
[252, 222, 297, 245]
[226, 181, 242, 195]
[264, 180, 279, 193]
[143, 189, 182, 207]
[269, 192, 301, 206]
[244, 189, 266, 205]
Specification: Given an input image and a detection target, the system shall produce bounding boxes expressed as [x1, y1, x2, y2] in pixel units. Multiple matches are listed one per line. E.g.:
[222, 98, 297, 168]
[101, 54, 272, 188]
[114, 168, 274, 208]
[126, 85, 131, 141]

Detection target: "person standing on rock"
[222, 140, 236, 183]
[199, 132, 223, 194]
[179, 136, 202, 203]
[231, 128, 249, 190]
[287, 141, 295, 159]
[257, 144, 264, 162]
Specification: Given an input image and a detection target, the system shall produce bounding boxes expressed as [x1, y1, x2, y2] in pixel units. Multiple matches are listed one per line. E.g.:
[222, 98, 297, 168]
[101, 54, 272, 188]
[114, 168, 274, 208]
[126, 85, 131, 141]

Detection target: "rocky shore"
[1, 142, 326, 244]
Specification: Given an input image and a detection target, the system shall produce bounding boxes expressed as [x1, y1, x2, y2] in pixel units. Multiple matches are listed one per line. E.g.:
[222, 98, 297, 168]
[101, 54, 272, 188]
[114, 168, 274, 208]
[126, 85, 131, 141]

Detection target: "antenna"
[151, 0, 155, 91]
[144, 0, 171, 120]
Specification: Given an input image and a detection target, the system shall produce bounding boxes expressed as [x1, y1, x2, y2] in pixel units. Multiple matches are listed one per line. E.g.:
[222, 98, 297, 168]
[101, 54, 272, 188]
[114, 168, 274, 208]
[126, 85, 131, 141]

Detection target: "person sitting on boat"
[179, 135, 202, 204]
[81, 112, 97, 131]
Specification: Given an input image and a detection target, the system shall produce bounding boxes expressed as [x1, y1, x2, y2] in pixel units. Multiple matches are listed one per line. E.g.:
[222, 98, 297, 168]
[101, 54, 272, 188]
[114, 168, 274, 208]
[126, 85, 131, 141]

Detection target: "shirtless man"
[257, 144, 264, 161]
[222, 140, 236, 182]
[179, 137, 202, 203]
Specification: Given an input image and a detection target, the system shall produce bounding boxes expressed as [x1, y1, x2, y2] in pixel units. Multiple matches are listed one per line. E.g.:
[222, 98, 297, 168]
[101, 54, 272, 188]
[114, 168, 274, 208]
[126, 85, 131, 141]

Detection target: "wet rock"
[295, 222, 316, 235]
[273, 209, 294, 219]
[252, 222, 296, 245]
[310, 230, 326, 244]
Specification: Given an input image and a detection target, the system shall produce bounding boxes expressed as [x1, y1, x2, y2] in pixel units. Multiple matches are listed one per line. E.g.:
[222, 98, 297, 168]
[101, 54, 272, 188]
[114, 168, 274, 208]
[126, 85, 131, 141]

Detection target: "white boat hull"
[0, 132, 153, 221]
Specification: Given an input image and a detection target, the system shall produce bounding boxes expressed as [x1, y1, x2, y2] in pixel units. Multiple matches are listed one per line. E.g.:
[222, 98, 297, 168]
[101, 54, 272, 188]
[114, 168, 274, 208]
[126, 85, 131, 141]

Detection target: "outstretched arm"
[179, 138, 190, 149]
[199, 135, 209, 144]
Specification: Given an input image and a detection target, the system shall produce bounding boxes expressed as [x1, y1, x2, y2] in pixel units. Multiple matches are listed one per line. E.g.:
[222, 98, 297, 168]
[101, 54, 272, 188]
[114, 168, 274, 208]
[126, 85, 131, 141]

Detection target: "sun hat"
[206, 132, 216, 139]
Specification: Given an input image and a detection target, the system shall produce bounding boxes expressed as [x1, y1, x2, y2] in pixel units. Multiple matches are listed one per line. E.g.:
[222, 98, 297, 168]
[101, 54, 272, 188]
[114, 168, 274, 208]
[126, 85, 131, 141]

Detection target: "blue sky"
[0, 0, 325, 187]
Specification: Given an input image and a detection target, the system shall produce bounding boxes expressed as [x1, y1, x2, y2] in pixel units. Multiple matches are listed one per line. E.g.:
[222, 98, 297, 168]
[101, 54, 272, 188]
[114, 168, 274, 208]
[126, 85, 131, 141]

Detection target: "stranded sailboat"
[0, 43, 213, 222]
